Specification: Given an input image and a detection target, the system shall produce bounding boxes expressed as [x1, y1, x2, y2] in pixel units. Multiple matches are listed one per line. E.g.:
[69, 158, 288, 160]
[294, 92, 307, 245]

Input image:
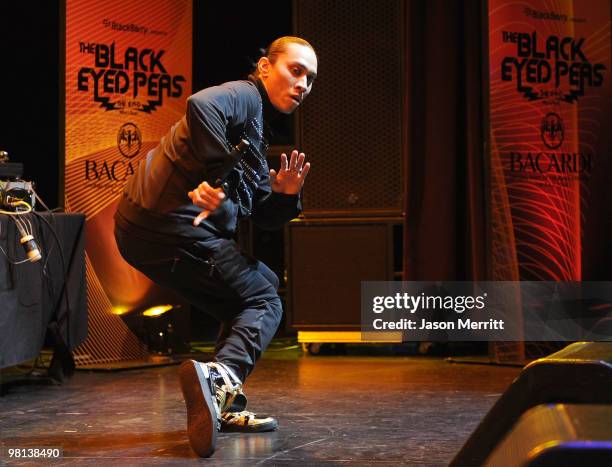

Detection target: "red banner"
[64, 0, 192, 361]
[488, 0, 611, 281]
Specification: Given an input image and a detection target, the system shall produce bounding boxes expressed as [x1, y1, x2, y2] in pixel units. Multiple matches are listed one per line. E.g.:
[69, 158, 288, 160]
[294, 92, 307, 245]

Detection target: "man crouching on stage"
[114, 36, 318, 457]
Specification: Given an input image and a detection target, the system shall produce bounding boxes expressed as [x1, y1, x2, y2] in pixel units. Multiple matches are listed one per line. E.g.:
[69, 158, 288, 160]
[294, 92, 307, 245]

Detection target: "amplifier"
[0, 180, 36, 210]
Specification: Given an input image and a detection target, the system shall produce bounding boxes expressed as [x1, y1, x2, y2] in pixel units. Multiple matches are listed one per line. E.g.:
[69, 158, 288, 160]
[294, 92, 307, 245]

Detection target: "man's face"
[259, 43, 318, 114]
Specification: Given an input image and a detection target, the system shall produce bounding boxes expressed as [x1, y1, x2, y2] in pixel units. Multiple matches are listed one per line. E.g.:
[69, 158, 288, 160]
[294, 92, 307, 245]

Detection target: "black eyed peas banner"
[488, 0, 611, 282]
[64, 0, 192, 363]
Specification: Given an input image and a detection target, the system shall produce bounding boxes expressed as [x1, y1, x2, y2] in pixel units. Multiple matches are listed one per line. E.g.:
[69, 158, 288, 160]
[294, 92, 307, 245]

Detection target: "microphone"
[213, 139, 250, 188]
[20, 234, 42, 262]
[14, 218, 42, 262]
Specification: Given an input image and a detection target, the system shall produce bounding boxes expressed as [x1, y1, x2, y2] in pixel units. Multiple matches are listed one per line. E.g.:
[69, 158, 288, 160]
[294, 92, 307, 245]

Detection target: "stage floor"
[1, 350, 521, 465]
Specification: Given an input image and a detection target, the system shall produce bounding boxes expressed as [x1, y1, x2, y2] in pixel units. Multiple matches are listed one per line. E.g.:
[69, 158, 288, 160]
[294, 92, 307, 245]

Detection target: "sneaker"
[178, 360, 219, 457]
[221, 410, 279, 432]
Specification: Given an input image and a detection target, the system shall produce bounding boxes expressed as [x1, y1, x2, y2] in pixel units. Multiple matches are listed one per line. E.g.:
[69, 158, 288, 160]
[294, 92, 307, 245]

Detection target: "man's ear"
[258, 57, 270, 79]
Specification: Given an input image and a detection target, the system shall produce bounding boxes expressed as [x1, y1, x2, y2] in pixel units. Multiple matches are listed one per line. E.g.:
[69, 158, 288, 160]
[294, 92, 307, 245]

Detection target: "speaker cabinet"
[451, 342, 612, 467]
[294, 0, 405, 216]
[485, 404, 612, 467]
[286, 218, 402, 330]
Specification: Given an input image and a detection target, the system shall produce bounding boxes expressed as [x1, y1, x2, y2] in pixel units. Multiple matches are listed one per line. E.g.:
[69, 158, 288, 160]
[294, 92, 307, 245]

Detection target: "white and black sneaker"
[178, 360, 247, 457]
[178, 360, 221, 457]
[179, 360, 277, 455]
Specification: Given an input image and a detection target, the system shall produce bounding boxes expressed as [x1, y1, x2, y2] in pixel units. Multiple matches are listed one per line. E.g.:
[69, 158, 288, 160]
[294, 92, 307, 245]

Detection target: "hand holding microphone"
[188, 182, 226, 226]
[189, 139, 250, 226]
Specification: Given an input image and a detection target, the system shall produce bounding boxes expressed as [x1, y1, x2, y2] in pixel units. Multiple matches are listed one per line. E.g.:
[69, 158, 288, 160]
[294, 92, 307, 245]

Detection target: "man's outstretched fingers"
[300, 162, 311, 179]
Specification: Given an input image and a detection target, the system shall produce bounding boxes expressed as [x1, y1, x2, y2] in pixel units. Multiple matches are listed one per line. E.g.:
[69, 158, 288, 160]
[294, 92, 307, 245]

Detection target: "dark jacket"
[115, 79, 300, 243]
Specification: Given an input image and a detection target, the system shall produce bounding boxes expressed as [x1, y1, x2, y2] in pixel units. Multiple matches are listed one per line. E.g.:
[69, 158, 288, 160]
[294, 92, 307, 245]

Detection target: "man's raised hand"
[269, 150, 311, 195]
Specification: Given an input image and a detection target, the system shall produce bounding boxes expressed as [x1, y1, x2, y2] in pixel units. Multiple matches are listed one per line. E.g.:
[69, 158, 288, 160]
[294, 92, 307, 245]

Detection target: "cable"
[30, 189, 63, 300]
[32, 211, 72, 351]
[30, 189, 72, 355]
[33, 190, 53, 212]
[29, 191, 76, 376]
[29, 190, 59, 273]
[0, 246, 31, 264]
[0, 199, 33, 215]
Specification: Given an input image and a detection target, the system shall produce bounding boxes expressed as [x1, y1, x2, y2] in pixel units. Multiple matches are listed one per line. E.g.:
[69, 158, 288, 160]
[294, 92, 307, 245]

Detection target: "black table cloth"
[0, 212, 86, 369]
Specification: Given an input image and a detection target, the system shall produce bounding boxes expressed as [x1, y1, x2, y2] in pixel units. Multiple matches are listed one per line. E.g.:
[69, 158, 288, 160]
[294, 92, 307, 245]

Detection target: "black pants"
[114, 226, 282, 382]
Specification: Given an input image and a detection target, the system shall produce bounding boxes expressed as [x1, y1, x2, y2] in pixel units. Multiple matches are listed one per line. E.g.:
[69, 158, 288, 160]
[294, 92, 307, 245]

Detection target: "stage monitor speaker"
[484, 404, 612, 467]
[286, 218, 401, 329]
[294, 0, 404, 216]
[451, 342, 612, 467]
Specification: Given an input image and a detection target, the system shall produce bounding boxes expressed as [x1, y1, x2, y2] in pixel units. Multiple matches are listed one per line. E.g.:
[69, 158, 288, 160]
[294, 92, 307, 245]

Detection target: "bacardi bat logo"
[540, 113, 563, 149]
[117, 122, 141, 158]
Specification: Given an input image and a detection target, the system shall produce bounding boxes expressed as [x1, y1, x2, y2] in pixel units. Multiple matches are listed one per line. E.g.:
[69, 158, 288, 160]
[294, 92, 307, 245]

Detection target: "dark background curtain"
[0, 2, 60, 209]
[404, 0, 487, 281]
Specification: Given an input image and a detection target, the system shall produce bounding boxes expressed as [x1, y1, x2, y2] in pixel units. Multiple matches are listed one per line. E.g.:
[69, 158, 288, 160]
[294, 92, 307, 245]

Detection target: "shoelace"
[207, 362, 243, 413]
